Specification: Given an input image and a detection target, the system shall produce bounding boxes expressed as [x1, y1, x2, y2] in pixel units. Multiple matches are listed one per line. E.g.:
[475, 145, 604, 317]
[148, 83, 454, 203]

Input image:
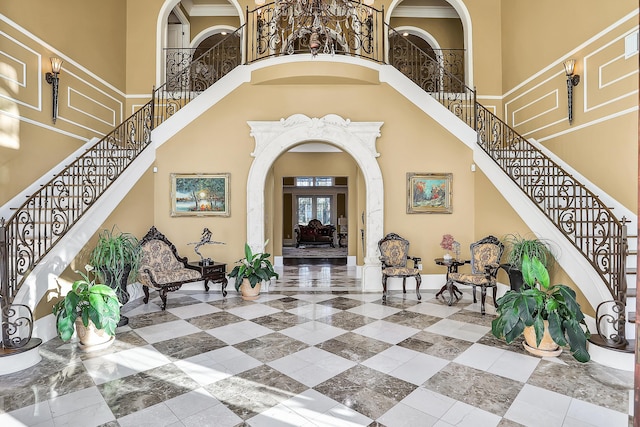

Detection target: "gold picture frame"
[171, 173, 230, 217]
[407, 172, 452, 214]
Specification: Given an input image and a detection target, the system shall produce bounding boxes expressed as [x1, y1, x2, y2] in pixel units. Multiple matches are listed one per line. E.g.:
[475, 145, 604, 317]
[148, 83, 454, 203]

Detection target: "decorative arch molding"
[191, 25, 238, 49]
[386, 0, 474, 86]
[246, 114, 385, 291]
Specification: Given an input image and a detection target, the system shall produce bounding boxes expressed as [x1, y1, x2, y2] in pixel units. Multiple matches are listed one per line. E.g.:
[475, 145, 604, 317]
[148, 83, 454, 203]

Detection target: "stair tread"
[627, 288, 636, 298]
[629, 312, 636, 323]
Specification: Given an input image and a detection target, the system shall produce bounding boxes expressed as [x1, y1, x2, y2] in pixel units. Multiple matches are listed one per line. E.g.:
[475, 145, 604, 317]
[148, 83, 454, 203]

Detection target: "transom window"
[295, 177, 333, 187]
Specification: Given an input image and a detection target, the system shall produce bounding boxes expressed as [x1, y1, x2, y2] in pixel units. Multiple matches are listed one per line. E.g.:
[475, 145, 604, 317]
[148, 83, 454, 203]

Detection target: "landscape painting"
[171, 173, 230, 216]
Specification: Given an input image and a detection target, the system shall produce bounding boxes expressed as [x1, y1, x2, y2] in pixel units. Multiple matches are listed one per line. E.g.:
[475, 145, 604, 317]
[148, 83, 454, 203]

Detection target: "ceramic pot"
[75, 318, 115, 352]
[239, 278, 261, 300]
[523, 321, 562, 357]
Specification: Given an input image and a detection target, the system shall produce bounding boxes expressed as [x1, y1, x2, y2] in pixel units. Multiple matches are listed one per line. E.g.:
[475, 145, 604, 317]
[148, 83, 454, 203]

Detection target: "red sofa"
[295, 219, 336, 248]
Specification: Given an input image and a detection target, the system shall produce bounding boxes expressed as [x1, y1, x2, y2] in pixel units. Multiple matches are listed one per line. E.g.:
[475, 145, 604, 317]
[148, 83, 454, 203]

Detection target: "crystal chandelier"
[254, 0, 376, 56]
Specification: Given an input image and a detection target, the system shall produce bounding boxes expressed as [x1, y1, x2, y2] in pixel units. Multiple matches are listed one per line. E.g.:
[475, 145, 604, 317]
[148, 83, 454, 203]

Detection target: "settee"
[295, 219, 336, 247]
[137, 226, 205, 310]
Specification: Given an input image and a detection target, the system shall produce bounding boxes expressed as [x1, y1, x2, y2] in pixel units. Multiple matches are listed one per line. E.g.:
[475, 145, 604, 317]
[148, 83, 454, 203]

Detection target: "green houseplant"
[53, 266, 120, 349]
[89, 226, 141, 305]
[502, 233, 555, 291]
[491, 254, 590, 362]
[228, 243, 279, 297]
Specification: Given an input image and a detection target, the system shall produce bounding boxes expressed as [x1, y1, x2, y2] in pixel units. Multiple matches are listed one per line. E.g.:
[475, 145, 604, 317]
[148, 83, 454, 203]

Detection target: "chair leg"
[382, 275, 388, 300]
[415, 274, 422, 300]
[143, 286, 150, 304]
[159, 289, 168, 310]
[472, 285, 477, 303]
[402, 278, 406, 294]
[480, 285, 487, 315]
[492, 285, 498, 307]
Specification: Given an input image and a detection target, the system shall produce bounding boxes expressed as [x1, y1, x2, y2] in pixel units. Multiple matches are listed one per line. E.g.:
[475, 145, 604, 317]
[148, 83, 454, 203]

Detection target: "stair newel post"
[0, 218, 9, 348]
[472, 86, 478, 132]
[151, 86, 156, 131]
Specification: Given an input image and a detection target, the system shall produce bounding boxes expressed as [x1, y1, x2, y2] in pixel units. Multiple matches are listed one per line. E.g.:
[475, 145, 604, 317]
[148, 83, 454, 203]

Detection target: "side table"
[188, 261, 228, 297]
[434, 258, 469, 305]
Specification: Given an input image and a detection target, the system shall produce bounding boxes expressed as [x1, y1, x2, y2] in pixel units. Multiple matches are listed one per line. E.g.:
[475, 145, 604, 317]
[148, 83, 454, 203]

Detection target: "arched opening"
[247, 114, 385, 292]
[387, 0, 473, 86]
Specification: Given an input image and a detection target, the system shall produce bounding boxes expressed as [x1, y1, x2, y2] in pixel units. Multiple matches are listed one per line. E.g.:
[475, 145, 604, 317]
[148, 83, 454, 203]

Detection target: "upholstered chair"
[445, 235, 504, 314]
[378, 233, 422, 300]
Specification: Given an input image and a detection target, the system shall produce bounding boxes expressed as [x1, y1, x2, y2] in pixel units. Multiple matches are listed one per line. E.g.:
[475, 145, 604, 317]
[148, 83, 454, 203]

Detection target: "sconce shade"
[338, 217, 347, 226]
[364, 0, 374, 5]
[563, 59, 576, 76]
[255, 0, 266, 5]
[50, 57, 63, 74]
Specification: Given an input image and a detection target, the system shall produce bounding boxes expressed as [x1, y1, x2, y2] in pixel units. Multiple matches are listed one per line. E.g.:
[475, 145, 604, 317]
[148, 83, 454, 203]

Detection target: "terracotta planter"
[523, 321, 562, 357]
[75, 318, 115, 352]
[239, 278, 261, 300]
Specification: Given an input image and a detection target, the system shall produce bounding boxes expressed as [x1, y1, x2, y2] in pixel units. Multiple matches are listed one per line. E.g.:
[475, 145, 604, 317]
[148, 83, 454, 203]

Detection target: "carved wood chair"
[137, 226, 203, 310]
[445, 235, 504, 314]
[378, 233, 422, 301]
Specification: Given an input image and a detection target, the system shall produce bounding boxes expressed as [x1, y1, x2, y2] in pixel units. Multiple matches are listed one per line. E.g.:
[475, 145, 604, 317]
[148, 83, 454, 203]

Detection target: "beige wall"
[389, 17, 464, 49]
[500, 1, 638, 211]
[0, 0, 127, 89]
[153, 72, 477, 274]
[0, 3, 128, 204]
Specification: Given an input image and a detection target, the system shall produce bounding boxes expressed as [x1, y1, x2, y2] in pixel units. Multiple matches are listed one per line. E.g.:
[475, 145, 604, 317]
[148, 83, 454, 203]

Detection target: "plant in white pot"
[52, 266, 120, 352]
[228, 243, 279, 299]
[491, 254, 590, 362]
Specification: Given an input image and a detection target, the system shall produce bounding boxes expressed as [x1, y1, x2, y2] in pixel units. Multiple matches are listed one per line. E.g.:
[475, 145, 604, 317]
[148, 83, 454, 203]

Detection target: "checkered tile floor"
[0, 265, 633, 426]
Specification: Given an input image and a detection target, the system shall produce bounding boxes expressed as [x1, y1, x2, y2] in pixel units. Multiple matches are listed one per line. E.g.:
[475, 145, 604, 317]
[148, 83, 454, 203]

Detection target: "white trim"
[503, 9, 639, 97]
[0, 30, 42, 111]
[191, 25, 238, 49]
[392, 26, 442, 51]
[188, 4, 238, 17]
[0, 109, 91, 142]
[156, 0, 245, 87]
[391, 6, 459, 19]
[67, 87, 116, 127]
[0, 14, 125, 97]
[387, 0, 474, 87]
[535, 105, 639, 144]
[511, 89, 559, 128]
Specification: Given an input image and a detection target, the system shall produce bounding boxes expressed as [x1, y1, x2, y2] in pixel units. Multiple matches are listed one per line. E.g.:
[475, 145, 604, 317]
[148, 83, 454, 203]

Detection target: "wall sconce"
[563, 59, 580, 124]
[45, 57, 63, 124]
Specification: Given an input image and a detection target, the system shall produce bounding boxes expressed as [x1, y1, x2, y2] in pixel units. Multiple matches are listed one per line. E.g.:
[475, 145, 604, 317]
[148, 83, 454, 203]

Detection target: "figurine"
[188, 228, 225, 265]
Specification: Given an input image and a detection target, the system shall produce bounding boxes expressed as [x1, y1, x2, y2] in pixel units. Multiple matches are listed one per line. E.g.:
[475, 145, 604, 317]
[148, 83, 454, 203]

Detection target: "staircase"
[0, 5, 634, 366]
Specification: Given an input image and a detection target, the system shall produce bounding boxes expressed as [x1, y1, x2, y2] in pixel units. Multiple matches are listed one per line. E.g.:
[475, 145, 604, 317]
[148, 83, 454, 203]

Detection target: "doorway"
[246, 114, 385, 292]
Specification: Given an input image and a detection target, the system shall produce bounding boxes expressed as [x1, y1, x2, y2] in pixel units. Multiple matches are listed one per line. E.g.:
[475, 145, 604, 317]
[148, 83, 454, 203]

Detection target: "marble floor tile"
[0, 265, 633, 427]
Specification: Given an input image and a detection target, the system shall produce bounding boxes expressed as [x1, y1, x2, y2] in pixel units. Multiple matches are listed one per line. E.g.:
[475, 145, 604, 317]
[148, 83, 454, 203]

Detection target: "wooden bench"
[137, 226, 206, 310]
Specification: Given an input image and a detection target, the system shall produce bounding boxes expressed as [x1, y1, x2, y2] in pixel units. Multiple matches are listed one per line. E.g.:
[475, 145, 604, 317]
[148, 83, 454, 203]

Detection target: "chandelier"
[253, 0, 376, 56]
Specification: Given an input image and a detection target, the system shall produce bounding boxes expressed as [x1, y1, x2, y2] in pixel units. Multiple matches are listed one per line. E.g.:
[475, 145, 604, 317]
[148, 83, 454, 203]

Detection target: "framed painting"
[171, 173, 230, 217]
[407, 172, 452, 214]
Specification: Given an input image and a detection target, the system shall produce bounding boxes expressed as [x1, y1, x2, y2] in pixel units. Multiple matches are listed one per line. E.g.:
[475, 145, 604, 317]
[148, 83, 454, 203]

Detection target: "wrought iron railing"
[245, 2, 385, 63]
[387, 25, 476, 127]
[0, 16, 628, 352]
[474, 105, 629, 349]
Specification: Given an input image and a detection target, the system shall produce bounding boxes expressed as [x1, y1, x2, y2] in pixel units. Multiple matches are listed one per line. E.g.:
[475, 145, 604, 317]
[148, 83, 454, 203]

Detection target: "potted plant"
[228, 242, 279, 299]
[491, 254, 590, 362]
[53, 266, 120, 351]
[89, 226, 141, 307]
[501, 233, 554, 291]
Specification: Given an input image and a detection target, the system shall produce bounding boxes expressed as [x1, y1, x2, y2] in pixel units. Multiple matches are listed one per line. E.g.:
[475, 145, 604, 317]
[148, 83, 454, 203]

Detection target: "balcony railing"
[0, 9, 628, 352]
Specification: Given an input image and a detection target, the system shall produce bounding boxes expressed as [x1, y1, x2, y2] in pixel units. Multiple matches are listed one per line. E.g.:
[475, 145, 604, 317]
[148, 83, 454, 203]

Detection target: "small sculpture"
[188, 228, 225, 265]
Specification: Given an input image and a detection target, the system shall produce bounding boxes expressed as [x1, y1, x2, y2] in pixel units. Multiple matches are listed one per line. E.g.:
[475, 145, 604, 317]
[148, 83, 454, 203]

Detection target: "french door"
[297, 196, 332, 225]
